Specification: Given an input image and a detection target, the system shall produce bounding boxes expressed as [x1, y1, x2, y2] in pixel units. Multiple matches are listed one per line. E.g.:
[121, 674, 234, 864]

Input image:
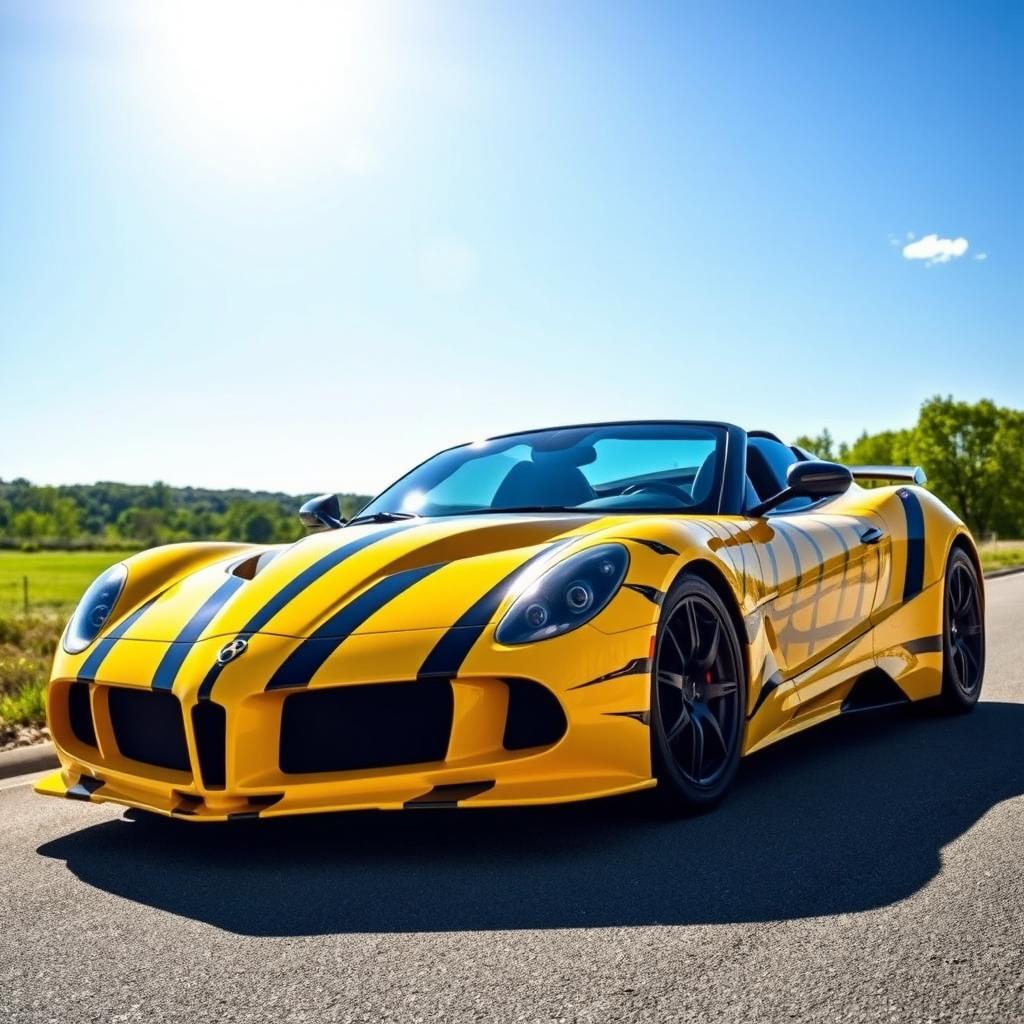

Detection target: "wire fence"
[0, 577, 31, 615]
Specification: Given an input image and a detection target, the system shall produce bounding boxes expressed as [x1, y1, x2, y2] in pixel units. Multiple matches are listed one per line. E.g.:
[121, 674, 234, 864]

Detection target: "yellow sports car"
[36, 421, 985, 820]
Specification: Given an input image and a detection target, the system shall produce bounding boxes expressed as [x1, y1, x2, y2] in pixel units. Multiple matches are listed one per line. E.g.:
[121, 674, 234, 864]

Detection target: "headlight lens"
[64, 563, 128, 654]
[496, 543, 629, 645]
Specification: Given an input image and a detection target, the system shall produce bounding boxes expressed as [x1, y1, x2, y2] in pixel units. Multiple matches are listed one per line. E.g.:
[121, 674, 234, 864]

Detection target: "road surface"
[2, 574, 1023, 1023]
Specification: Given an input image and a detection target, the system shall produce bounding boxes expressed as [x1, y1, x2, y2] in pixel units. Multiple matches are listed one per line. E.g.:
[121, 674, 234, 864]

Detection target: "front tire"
[650, 576, 746, 813]
[938, 547, 985, 713]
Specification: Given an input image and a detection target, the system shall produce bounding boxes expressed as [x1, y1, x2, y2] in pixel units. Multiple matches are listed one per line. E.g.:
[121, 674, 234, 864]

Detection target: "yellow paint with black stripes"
[36, 422, 984, 819]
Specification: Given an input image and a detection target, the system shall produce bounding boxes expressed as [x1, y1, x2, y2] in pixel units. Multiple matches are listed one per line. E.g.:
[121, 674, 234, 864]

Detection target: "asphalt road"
[2, 575, 1023, 1024]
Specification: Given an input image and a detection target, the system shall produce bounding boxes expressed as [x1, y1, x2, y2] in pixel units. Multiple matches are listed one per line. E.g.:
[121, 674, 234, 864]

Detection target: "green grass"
[0, 611, 63, 744]
[0, 549, 137, 613]
[0, 551, 135, 744]
[978, 543, 1024, 574]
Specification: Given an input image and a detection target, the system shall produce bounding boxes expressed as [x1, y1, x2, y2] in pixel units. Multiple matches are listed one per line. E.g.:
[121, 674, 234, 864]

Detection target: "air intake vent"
[108, 687, 190, 772]
[280, 680, 454, 774]
[192, 701, 227, 788]
[503, 678, 567, 750]
[68, 682, 97, 748]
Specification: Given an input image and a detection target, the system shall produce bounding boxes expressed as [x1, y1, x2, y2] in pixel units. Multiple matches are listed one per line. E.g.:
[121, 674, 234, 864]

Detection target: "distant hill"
[0, 479, 373, 549]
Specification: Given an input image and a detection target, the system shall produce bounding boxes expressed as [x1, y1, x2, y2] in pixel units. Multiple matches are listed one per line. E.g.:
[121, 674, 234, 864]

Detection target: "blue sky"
[1, 1, 1021, 495]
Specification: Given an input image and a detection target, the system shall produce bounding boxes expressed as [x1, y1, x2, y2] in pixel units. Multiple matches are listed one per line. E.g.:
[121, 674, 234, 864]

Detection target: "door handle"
[860, 526, 884, 545]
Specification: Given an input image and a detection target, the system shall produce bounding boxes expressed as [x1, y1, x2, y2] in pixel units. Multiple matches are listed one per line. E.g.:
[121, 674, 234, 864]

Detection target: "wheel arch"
[949, 530, 985, 613]
[667, 558, 750, 698]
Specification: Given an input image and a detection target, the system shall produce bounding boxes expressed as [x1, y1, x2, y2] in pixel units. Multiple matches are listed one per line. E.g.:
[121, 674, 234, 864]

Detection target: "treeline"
[2, 395, 1021, 548]
[0, 480, 372, 549]
[795, 395, 1024, 538]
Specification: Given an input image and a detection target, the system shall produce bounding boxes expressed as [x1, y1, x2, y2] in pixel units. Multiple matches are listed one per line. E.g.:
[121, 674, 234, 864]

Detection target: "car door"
[745, 438, 880, 680]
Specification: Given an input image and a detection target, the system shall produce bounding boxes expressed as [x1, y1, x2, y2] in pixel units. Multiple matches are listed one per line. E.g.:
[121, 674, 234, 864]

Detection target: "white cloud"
[974, 252, 988, 261]
[902, 234, 969, 265]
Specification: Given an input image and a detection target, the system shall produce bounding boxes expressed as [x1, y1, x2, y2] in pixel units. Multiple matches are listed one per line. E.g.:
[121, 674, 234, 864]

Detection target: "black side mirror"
[298, 493, 345, 531]
[748, 460, 852, 517]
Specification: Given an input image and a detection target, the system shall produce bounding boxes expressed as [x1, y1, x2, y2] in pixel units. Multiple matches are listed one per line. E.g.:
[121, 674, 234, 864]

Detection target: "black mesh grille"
[280, 680, 454, 774]
[68, 682, 97, 748]
[503, 678, 567, 750]
[191, 701, 227, 788]
[108, 687, 190, 772]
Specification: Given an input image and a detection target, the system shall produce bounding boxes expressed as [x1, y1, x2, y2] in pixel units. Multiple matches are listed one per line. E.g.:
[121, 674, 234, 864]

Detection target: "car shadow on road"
[37, 700, 1024, 936]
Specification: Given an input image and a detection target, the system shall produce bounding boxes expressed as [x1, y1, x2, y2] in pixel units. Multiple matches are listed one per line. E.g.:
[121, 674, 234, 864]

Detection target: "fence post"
[23, 575, 29, 614]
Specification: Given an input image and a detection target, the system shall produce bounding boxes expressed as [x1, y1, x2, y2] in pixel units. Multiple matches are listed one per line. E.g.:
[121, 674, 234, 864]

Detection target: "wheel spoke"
[693, 702, 726, 752]
[684, 600, 700, 657]
[666, 703, 691, 742]
[704, 679, 738, 701]
[658, 669, 685, 692]
[960, 639, 980, 677]
[665, 621, 688, 669]
[689, 714, 705, 778]
[954, 642, 969, 684]
[950, 570, 964, 616]
[693, 619, 721, 671]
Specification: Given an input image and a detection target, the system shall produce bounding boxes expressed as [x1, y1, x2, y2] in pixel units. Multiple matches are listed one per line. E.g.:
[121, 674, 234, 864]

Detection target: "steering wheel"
[621, 481, 696, 505]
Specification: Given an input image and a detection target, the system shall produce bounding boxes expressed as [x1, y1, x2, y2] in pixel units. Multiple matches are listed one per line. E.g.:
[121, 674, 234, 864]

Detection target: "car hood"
[120, 514, 612, 642]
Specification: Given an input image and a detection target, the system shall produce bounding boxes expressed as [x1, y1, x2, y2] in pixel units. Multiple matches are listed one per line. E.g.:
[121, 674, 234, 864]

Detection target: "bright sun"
[125, 1, 389, 178]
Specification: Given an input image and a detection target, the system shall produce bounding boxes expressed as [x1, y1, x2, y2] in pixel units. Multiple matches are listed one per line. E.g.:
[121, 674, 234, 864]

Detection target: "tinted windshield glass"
[357, 423, 725, 518]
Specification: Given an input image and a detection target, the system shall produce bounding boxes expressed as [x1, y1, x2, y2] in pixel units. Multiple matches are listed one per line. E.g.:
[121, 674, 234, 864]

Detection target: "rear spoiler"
[848, 465, 927, 485]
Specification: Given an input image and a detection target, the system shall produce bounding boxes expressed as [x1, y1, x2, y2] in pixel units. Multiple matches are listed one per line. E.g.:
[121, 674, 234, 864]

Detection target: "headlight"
[64, 563, 128, 654]
[496, 543, 629, 645]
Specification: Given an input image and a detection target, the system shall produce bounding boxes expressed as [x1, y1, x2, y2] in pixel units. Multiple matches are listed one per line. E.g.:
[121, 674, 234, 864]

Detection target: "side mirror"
[298, 493, 345, 531]
[748, 460, 852, 517]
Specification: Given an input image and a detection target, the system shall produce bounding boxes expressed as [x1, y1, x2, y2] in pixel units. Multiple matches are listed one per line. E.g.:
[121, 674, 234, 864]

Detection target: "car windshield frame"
[352, 421, 730, 522]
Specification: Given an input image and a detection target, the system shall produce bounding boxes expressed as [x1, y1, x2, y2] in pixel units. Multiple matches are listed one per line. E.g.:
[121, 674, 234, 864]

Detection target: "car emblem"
[217, 637, 249, 665]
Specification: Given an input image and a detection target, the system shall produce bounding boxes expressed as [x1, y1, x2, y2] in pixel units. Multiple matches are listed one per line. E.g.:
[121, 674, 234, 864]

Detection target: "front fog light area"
[496, 543, 629, 645]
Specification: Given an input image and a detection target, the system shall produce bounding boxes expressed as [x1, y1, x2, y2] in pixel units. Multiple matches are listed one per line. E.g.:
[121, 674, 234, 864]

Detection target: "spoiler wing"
[849, 465, 927, 485]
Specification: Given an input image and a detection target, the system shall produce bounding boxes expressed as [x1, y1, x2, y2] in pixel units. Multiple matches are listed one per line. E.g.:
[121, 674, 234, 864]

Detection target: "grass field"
[0, 550, 138, 613]
[1, 542, 1022, 748]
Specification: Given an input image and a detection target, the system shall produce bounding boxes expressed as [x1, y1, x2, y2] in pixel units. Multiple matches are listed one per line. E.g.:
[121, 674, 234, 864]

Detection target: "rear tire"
[938, 547, 985, 713]
[650, 576, 746, 813]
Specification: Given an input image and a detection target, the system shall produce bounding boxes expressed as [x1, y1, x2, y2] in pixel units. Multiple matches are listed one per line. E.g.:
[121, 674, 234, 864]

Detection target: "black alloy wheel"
[940, 548, 985, 712]
[651, 576, 745, 811]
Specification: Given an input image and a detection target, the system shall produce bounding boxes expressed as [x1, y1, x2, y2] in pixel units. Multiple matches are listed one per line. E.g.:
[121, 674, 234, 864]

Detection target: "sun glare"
[127, 1, 389, 179]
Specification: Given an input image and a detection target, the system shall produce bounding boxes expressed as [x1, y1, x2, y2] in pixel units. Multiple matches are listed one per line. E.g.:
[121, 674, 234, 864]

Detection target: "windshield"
[356, 423, 725, 520]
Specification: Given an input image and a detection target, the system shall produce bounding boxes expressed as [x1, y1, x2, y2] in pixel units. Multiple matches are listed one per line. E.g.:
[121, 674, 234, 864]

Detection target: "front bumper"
[37, 623, 657, 821]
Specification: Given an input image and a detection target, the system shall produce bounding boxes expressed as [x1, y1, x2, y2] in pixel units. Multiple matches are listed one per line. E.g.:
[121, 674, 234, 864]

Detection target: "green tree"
[792, 429, 836, 460]
[913, 396, 1024, 536]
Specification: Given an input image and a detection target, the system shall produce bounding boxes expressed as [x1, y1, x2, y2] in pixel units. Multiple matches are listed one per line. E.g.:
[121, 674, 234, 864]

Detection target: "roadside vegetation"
[2, 394, 1023, 749]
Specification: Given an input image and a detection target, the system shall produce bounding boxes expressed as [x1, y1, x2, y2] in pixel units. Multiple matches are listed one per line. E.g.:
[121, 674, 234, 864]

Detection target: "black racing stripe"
[77, 594, 165, 683]
[904, 634, 942, 655]
[417, 541, 573, 679]
[769, 522, 803, 588]
[747, 671, 784, 720]
[618, 537, 679, 556]
[898, 488, 925, 600]
[265, 563, 445, 691]
[151, 575, 245, 691]
[196, 523, 413, 701]
[196, 660, 225, 703]
[66, 775, 105, 800]
[404, 781, 495, 808]
[242, 523, 415, 635]
[623, 583, 664, 606]
[570, 657, 652, 690]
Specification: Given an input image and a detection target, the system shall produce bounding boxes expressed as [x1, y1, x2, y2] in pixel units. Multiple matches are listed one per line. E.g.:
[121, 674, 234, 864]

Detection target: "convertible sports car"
[37, 421, 985, 819]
